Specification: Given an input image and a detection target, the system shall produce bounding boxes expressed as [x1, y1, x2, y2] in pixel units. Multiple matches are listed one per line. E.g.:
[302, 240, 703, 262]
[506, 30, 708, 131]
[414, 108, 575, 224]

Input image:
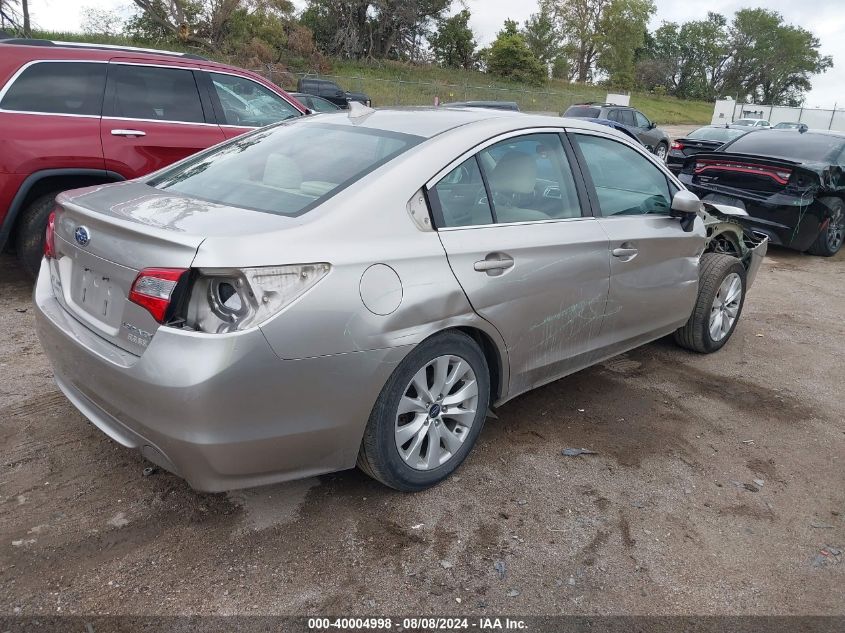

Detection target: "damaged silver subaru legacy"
[34, 107, 767, 492]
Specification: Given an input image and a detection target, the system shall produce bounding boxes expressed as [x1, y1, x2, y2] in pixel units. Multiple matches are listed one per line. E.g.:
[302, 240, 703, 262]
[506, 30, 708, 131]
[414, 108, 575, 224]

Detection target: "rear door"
[100, 61, 225, 178]
[569, 131, 704, 354]
[203, 71, 304, 140]
[431, 131, 611, 396]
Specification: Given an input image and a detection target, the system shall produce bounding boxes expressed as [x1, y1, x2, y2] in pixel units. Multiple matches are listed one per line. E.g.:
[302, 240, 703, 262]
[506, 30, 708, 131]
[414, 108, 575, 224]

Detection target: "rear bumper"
[34, 261, 410, 492]
[682, 178, 827, 252]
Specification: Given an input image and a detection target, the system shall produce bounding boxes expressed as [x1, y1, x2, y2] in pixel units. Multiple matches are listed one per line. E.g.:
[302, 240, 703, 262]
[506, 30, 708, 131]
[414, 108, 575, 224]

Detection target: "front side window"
[0, 62, 106, 115]
[573, 134, 672, 216]
[151, 122, 422, 217]
[634, 111, 651, 128]
[210, 72, 301, 127]
[107, 64, 204, 123]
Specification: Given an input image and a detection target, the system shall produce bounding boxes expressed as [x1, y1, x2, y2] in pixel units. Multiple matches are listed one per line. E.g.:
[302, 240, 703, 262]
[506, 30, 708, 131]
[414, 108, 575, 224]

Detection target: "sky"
[22, 0, 845, 108]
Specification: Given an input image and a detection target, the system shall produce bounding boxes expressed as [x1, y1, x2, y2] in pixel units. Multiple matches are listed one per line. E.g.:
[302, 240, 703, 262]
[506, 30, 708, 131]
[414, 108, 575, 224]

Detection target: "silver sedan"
[34, 107, 767, 492]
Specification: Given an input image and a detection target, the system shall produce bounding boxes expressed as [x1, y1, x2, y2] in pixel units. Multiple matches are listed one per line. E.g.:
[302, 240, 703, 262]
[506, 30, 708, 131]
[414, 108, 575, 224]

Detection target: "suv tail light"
[129, 268, 188, 323]
[44, 210, 57, 259]
[184, 264, 330, 334]
[670, 141, 684, 150]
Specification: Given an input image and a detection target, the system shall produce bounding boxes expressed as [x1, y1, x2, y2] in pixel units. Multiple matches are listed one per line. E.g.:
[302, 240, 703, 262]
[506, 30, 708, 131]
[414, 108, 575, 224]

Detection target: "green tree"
[595, 0, 654, 89]
[724, 9, 832, 106]
[485, 19, 547, 84]
[522, 4, 560, 66]
[429, 9, 477, 69]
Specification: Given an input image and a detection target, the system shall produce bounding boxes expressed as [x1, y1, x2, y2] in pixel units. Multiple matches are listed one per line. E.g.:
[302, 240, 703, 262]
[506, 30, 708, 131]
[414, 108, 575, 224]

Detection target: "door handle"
[474, 253, 514, 275]
[612, 245, 639, 260]
[111, 129, 146, 137]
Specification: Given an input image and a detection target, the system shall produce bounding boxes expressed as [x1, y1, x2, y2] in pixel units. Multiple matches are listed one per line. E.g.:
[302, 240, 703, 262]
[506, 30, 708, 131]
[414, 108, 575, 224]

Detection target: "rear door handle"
[474, 253, 514, 275]
[111, 129, 146, 137]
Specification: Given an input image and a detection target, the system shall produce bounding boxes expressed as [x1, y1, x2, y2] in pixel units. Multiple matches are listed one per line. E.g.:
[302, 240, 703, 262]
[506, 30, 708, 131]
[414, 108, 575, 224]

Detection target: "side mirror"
[649, 121, 657, 129]
[670, 190, 701, 232]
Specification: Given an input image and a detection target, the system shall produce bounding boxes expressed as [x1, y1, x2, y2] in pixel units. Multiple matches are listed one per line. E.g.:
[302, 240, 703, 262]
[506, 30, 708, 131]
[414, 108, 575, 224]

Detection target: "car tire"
[357, 330, 490, 491]
[654, 142, 668, 162]
[806, 197, 844, 257]
[14, 192, 60, 279]
[674, 253, 747, 354]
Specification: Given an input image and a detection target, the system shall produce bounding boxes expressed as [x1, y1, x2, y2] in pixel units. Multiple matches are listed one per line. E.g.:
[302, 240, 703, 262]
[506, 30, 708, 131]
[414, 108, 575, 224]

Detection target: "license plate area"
[75, 266, 117, 321]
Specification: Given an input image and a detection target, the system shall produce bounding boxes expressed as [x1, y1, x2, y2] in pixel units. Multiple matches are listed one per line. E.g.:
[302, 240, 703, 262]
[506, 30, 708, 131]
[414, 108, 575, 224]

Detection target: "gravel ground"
[1, 244, 843, 617]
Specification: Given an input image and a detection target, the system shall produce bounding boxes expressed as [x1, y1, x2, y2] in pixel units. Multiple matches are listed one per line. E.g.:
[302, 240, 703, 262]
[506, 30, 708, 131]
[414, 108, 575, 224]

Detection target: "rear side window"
[564, 106, 600, 118]
[0, 62, 106, 115]
[618, 110, 636, 126]
[105, 64, 204, 123]
[210, 72, 301, 127]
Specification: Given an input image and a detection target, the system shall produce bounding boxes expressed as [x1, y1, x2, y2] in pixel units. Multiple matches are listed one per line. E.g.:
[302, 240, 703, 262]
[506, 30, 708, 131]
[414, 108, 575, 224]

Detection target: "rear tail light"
[44, 210, 57, 259]
[129, 268, 188, 323]
[694, 159, 792, 184]
[184, 264, 330, 334]
[670, 141, 684, 150]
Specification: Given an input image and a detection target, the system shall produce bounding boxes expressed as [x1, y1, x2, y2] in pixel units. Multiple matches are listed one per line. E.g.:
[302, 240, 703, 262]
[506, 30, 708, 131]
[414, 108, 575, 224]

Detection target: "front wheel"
[674, 253, 747, 353]
[806, 197, 844, 257]
[357, 330, 490, 491]
[654, 142, 668, 162]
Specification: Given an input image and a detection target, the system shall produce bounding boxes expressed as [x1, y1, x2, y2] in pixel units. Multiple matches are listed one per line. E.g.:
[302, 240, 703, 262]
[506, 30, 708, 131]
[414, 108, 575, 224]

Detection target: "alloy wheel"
[827, 208, 844, 253]
[394, 355, 478, 471]
[656, 144, 667, 161]
[709, 272, 742, 342]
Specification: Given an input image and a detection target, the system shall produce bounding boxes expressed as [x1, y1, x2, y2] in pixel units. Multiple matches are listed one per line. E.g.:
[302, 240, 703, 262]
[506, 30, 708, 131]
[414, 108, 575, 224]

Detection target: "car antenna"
[347, 100, 375, 124]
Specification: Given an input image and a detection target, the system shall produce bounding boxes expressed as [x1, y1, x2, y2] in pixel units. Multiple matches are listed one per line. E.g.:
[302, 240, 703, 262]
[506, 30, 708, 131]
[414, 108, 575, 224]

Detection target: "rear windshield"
[564, 106, 600, 118]
[150, 122, 422, 216]
[723, 132, 845, 163]
[687, 127, 746, 143]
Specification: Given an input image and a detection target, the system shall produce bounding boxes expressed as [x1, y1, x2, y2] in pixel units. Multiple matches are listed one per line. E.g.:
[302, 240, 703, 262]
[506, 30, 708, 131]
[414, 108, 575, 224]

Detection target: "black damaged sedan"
[679, 129, 845, 256]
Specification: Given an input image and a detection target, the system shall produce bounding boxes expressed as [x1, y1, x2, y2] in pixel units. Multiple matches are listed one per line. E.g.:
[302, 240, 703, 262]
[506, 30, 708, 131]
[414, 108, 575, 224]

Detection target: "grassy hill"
[30, 31, 713, 124]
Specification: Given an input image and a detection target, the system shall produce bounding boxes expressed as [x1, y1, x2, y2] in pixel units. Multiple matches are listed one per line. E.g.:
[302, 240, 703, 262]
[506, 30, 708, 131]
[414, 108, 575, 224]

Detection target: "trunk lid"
[686, 152, 803, 195]
[676, 138, 723, 157]
[49, 181, 297, 355]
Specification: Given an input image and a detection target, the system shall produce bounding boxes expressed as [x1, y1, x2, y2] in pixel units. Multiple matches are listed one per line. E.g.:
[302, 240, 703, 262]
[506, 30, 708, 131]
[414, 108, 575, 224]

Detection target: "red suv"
[0, 39, 306, 276]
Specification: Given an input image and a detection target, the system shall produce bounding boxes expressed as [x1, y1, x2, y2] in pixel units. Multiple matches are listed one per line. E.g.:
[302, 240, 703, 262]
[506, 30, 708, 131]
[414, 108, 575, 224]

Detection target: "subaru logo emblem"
[74, 226, 90, 247]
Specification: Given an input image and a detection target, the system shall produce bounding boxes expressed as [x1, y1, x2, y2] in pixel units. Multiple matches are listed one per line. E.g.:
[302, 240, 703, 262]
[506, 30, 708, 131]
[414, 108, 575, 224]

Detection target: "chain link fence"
[252, 66, 593, 115]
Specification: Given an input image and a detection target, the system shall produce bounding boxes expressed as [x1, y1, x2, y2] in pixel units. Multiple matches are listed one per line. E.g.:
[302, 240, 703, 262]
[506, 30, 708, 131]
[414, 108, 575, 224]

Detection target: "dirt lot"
[1, 245, 843, 617]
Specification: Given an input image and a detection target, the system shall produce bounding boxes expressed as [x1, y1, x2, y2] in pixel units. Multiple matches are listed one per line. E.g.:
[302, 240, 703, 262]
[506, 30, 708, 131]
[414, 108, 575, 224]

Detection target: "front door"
[569, 132, 705, 355]
[431, 132, 611, 397]
[101, 62, 226, 178]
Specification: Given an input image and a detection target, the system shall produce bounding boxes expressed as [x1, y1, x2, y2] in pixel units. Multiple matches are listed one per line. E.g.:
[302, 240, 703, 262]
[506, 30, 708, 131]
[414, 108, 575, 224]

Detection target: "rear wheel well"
[8, 174, 122, 247]
[455, 326, 503, 403]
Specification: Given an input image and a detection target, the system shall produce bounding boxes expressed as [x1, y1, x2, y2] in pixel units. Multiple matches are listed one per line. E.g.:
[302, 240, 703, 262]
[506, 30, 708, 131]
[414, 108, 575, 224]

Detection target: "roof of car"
[0, 38, 210, 60]
[297, 107, 629, 140]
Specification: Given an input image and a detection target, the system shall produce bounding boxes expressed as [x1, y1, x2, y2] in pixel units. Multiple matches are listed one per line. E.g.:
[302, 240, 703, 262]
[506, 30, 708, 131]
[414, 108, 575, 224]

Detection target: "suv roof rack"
[0, 38, 209, 61]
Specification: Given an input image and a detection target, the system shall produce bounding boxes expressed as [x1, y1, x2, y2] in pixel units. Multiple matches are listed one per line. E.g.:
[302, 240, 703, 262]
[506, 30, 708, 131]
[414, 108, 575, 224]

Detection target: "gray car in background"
[562, 103, 671, 160]
[34, 109, 766, 493]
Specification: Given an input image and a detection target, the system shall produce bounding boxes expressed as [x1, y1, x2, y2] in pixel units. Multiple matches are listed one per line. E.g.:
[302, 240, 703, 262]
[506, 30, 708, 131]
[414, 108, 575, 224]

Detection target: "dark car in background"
[680, 129, 845, 256]
[290, 92, 341, 113]
[296, 77, 371, 109]
[667, 125, 750, 173]
[562, 103, 671, 160]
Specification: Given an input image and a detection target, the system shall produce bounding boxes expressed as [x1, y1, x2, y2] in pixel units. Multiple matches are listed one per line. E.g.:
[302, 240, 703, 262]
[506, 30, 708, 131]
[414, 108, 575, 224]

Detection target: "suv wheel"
[357, 330, 490, 491]
[14, 192, 60, 279]
[674, 254, 747, 353]
[654, 142, 668, 162]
